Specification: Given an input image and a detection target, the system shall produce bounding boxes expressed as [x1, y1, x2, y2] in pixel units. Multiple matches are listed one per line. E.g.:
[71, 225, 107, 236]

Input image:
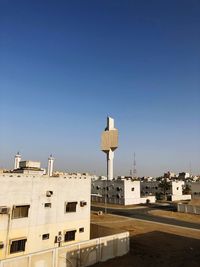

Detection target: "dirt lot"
[91, 213, 200, 267]
[148, 209, 200, 223]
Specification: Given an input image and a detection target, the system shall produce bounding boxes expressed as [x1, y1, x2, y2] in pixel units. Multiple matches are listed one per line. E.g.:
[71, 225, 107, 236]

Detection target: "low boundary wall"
[171, 195, 191, 201]
[178, 203, 200, 215]
[0, 232, 129, 267]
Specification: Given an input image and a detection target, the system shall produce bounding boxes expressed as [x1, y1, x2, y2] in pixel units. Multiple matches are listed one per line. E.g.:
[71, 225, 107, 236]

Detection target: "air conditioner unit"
[0, 206, 10, 214]
[56, 234, 63, 243]
[80, 201, 87, 207]
[0, 242, 4, 249]
[46, 191, 53, 197]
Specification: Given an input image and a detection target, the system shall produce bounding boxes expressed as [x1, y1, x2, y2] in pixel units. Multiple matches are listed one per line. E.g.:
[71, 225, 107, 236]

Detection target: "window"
[44, 203, 51, 208]
[10, 238, 27, 254]
[79, 227, 84, 233]
[131, 187, 134, 191]
[65, 202, 77, 212]
[12, 205, 30, 219]
[64, 230, 76, 242]
[42, 234, 50, 240]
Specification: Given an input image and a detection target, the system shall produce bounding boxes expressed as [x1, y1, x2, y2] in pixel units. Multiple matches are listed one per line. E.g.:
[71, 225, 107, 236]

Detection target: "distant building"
[141, 180, 191, 201]
[164, 171, 176, 179]
[13, 160, 45, 175]
[91, 177, 155, 205]
[191, 182, 200, 200]
[178, 172, 190, 179]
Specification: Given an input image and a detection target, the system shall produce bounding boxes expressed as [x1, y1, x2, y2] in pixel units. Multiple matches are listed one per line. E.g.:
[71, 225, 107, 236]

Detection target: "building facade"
[92, 178, 155, 205]
[0, 171, 90, 260]
[141, 180, 191, 201]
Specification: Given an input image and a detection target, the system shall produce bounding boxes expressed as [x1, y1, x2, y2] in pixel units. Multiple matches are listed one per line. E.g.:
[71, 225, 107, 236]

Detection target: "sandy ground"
[91, 213, 200, 267]
[148, 209, 200, 223]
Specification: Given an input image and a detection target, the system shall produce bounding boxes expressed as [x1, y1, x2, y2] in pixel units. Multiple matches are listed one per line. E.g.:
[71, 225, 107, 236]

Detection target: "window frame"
[42, 233, 50, 240]
[65, 202, 77, 213]
[12, 205, 30, 219]
[10, 238, 27, 254]
[64, 230, 76, 242]
[44, 203, 52, 208]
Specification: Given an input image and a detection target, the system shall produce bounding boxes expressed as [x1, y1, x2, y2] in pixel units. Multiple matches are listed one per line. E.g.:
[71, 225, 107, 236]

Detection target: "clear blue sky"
[0, 0, 200, 176]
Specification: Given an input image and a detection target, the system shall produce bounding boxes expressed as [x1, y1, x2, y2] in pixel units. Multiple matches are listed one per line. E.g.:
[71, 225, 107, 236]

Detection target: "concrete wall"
[171, 194, 191, 201]
[191, 182, 200, 199]
[0, 174, 91, 260]
[0, 232, 129, 267]
[178, 204, 200, 215]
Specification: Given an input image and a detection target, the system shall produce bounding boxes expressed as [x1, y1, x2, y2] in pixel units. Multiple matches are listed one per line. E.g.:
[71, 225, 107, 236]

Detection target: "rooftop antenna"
[133, 152, 137, 178]
[189, 161, 192, 177]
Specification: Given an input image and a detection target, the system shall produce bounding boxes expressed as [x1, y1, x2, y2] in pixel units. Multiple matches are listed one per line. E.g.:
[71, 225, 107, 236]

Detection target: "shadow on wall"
[91, 231, 200, 267]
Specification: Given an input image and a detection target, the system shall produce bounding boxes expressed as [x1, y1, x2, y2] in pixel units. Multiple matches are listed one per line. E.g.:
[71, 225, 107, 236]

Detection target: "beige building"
[0, 164, 91, 260]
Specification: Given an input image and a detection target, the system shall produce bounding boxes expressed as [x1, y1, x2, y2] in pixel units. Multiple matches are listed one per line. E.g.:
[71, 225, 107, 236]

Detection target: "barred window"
[10, 239, 27, 253]
[65, 202, 77, 212]
[64, 230, 76, 242]
[12, 205, 30, 219]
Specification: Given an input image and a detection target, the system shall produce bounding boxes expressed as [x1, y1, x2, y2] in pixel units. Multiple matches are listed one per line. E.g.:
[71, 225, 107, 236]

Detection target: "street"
[91, 203, 200, 230]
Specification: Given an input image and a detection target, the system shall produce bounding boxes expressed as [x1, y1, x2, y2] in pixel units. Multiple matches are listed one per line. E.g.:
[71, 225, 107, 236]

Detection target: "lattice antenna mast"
[133, 152, 137, 178]
[189, 161, 192, 177]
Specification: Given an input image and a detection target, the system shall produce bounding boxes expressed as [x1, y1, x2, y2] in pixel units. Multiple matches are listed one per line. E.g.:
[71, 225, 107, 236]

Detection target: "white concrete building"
[92, 178, 155, 205]
[0, 163, 91, 260]
[141, 180, 191, 201]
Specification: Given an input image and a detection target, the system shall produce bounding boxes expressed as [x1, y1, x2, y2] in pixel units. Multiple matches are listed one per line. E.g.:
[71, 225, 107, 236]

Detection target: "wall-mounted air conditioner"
[80, 201, 87, 207]
[0, 206, 10, 214]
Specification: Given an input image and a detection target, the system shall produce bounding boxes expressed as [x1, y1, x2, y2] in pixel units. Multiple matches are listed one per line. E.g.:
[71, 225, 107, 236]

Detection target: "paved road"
[91, 204, 200, 230]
